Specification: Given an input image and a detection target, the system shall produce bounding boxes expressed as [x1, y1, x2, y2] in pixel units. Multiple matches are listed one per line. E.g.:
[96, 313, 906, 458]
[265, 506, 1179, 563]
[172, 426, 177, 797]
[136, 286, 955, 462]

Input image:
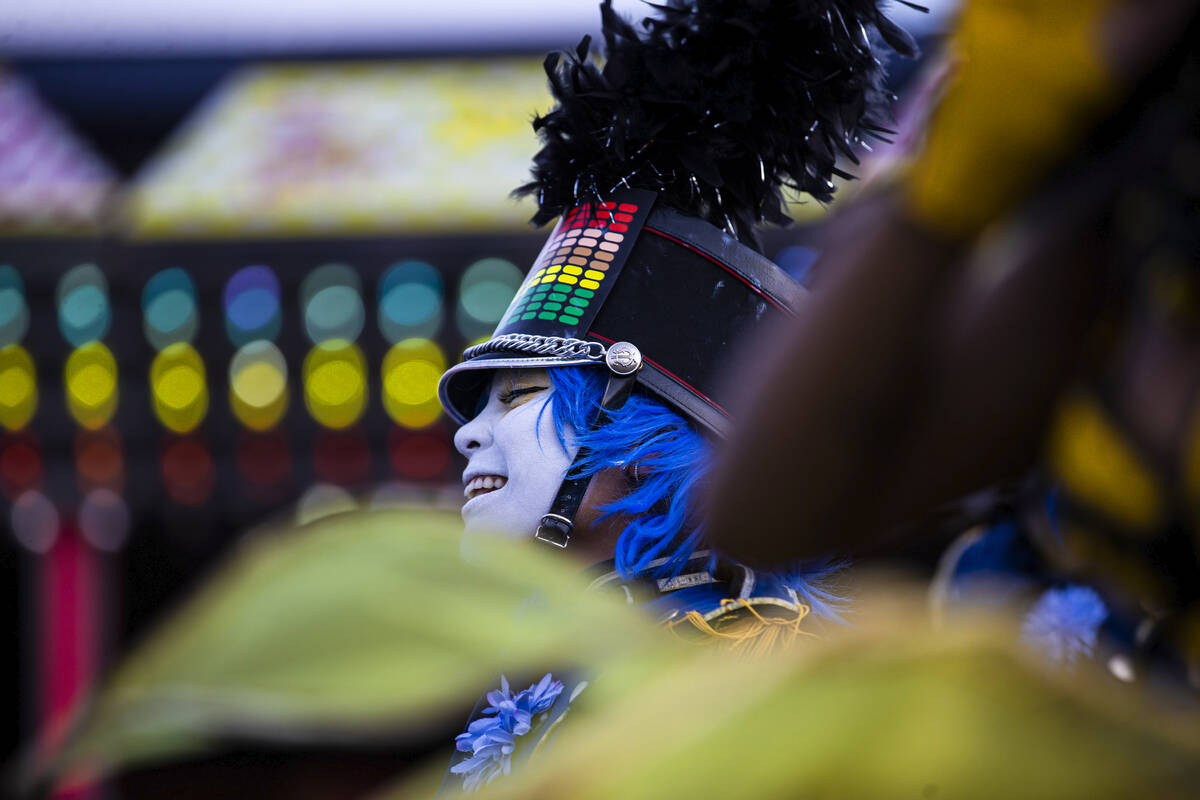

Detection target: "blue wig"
[541, 366, 843, 620]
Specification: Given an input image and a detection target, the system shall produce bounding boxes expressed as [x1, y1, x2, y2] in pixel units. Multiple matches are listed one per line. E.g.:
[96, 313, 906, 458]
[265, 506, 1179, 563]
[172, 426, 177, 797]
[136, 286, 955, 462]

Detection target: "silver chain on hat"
[462, 333, 607, 362]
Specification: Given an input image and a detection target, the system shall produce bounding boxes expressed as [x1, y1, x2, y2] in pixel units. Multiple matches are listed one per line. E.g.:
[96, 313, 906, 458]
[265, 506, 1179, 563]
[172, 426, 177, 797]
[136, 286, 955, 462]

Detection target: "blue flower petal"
[453, 673, 571, 792]
[464, 716, 501, 735]
[1022, 584, 1108, 666]
[450, 753, 495, 775]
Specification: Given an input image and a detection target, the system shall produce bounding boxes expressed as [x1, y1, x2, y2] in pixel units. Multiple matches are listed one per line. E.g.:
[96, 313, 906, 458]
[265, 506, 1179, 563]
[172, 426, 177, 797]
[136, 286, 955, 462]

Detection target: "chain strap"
[462, 333, 607, 362]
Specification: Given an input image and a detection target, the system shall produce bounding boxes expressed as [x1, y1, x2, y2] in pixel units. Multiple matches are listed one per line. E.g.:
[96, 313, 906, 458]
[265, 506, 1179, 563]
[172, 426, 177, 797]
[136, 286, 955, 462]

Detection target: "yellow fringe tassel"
[669, 598, 813, 659]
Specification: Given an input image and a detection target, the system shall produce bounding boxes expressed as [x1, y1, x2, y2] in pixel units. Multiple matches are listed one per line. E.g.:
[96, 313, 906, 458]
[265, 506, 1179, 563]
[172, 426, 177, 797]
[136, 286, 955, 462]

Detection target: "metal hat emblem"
[605, 341, 642, 376]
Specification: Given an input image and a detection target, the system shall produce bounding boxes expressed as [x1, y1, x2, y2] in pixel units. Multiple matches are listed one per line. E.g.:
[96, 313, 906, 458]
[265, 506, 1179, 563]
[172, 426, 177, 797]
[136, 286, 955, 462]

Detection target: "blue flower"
[451, 673, 565, 791]
[521, 673, 564, 712]
[1021, 584, 1108, 666]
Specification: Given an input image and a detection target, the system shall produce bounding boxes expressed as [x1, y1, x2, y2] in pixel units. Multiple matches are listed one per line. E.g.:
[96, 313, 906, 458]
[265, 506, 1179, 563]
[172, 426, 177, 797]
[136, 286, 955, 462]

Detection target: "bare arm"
[706, 191, 1105, 565]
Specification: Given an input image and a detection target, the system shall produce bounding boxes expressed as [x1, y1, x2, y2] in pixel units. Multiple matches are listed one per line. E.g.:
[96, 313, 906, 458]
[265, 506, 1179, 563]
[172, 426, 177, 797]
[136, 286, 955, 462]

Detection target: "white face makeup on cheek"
[454, 370, 577, 551]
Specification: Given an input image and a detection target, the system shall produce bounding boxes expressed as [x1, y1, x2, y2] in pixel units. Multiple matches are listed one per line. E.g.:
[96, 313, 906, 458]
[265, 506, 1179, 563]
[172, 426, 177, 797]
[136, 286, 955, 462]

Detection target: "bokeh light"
[301, 263, 364, 344]
[313, 428, 371, 486]
[0, 432, 42, 500]
[388, 424, 452, 481]
[79, 488, 130, 552]
[455, 257, 522, 340]
[160, 435, 215, 506]
[0, 266, 30, 347]
[0, 344, 37, 431]
[368, 481, 460, 511]
[56, 263, 111, 347]
[381, 337, 445, 429]
[235, 430, 292, 503]
[378, 260, 443, 342]
[142, 267, 199, 350]
[64, 341, 118, 429]
[295, 483, 358, 526]
[74, 427, 124, 492]
[150, 343, 209, 433]
[229, 340, 289, 431]
[224, 265, 283, 346]
[10, 490, 58, 554]
[303, 339, 367, 429]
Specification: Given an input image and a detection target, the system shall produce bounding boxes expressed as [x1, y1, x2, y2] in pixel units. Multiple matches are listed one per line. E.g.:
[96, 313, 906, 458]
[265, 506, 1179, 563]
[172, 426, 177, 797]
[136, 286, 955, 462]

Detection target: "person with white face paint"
[434, 0, 918, 644]
[434, 0, 916, 790]
[455, 369, 573, 548]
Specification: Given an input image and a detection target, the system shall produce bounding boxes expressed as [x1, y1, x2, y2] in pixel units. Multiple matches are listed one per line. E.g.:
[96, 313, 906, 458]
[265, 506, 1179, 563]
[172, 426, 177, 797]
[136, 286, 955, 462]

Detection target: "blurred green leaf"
[32, 508, 668, 788]
[29, 509, 1200, 800]
[448, 621, 1200, 800]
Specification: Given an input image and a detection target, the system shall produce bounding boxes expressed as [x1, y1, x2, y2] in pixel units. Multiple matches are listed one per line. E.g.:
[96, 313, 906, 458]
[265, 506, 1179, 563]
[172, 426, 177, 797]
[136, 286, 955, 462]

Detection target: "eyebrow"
[507, 371, 548, 389]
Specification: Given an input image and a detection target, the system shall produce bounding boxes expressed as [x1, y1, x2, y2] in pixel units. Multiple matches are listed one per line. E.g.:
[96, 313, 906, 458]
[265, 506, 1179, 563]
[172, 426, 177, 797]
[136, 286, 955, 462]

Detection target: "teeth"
[464, 475, 507, 500]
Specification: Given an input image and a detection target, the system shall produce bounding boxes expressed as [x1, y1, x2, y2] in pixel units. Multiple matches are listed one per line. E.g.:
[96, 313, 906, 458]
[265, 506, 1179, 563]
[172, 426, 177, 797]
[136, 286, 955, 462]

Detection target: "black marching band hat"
[438, 188, 803, 437]
[438, 0, 918, 545]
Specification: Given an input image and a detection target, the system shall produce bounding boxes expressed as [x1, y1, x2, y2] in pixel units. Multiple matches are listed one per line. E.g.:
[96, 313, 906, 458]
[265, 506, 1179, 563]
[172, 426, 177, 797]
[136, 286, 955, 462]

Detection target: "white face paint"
[453, 369, 576, 548]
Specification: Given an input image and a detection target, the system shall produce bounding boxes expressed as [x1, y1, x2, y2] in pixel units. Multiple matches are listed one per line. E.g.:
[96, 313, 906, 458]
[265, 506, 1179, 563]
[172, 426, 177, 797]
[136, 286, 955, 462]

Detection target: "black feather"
[515, 0, 919, 245]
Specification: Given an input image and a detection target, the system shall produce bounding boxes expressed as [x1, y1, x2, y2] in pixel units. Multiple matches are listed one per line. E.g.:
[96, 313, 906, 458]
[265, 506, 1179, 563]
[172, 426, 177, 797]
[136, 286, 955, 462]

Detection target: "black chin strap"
[534, 341, 643, 549]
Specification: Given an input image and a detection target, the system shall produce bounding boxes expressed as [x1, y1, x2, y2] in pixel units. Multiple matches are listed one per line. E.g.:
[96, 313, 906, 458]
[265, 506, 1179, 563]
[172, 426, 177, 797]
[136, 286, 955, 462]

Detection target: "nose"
[454, 406, 494, 457]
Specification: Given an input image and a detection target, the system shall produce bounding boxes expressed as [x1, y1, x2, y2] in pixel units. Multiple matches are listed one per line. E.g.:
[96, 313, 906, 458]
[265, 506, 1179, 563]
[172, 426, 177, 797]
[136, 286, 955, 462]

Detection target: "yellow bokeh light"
[230, 340, 290, 431]
[0, 345, 37, 431]
[157, 366, 202, 409]
[64, 341, 118, 430]
[303, 340, 367, 429]
[382, 338, 445, 429]
[72, 364, 116, 406]
[311, 362, 362, 405]
[236, 361, 286, 405]
[150, 343, 209, 433]
[385, 360, 441, 405]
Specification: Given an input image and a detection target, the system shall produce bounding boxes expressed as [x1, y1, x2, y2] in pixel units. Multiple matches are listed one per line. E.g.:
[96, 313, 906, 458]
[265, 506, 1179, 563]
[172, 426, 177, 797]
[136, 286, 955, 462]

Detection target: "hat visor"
[437, 352, 604, 426]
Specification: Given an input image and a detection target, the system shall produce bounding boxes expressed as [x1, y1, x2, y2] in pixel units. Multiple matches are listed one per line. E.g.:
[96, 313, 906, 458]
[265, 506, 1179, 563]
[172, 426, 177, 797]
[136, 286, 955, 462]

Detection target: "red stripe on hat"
[642, 227, 791, 315]
[587, 331, 729, 417]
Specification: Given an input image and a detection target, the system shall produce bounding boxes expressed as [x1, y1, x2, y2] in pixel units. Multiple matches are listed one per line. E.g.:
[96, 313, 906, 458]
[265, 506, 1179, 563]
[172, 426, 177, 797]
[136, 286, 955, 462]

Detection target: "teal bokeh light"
[301, 263, 365, 344]
[142, 267, 199, 351]
[0, 266, 29, 347]
[456, 257, 522, 341]
[56, 264, 111, 347]
[378, 261, 444, 343]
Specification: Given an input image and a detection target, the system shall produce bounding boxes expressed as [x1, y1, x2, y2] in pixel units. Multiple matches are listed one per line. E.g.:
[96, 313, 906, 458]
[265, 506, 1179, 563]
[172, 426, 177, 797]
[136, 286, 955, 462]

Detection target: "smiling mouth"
[464, 475, 507, 501]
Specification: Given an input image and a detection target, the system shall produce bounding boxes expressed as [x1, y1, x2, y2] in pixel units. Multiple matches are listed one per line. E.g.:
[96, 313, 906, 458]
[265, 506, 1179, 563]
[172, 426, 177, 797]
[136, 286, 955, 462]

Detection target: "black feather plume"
[515, 0, 921, 245]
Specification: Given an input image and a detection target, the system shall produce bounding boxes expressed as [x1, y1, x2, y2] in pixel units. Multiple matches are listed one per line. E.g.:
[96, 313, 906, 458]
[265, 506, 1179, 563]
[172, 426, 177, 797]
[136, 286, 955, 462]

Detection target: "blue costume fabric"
[442, 550, 830, 793]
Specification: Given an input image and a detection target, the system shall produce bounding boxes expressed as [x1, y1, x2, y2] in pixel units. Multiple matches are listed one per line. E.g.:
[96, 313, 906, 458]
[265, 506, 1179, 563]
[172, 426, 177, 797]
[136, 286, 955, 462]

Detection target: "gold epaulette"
[668, 597, 814, 659]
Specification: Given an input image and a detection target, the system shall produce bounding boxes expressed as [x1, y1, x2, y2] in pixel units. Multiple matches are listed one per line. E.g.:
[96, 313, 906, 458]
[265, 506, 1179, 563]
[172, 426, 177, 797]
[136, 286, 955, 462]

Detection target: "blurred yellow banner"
[125, 60, 553, 237]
